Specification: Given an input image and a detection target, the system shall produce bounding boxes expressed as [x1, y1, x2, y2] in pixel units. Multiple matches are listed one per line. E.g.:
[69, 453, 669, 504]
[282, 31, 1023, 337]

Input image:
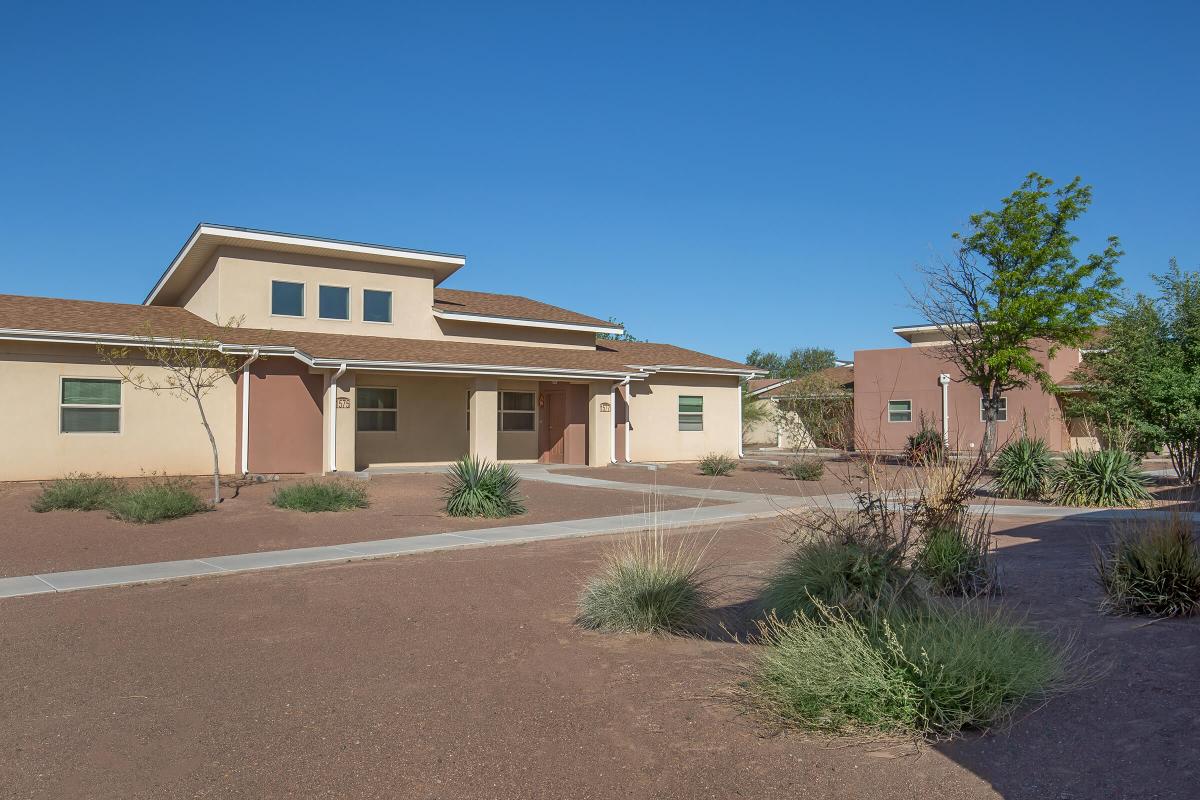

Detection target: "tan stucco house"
[0, 224, 759, 482]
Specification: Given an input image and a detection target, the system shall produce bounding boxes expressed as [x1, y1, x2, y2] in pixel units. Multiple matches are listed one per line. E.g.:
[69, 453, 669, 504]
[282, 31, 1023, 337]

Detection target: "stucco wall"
[0, 341, 237, 481]
[853, 345, 1072, 452]
[434, 318, 597, 349]
[626, 373, 740, 462]
[237, 358, 324, 474]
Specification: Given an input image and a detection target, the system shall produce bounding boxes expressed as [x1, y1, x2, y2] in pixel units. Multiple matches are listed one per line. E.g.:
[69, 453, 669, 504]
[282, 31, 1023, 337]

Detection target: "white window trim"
[980, 396, 1008, 422]
[362, 288, 394, 325]
[317, 284, 353, 322]
[887, 399, 912, 423]
[270, 279, 306, 318]
[498, 390, 536, 432]
[355, 385, 398, 433]
[678, 395, 704, 432]
[59, 376, 122, 435]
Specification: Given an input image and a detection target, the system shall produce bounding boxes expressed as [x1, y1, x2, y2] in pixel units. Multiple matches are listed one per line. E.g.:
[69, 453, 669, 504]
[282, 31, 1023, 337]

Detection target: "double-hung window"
[887, 400, 912, 423]
[319, 285, 350, 320]
[499, 391, 535, 431]
[271, 280, 305, 317]
[61, 378, 121, 433]
[980, 396, 1008, 422]
[678, 395, 704, 431]
[363, 289, 392, 323]
[357, 387, 398, 432]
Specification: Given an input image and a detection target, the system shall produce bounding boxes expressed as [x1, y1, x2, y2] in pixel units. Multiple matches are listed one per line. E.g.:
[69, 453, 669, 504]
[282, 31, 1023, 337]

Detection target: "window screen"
[61, 378, 121, 433]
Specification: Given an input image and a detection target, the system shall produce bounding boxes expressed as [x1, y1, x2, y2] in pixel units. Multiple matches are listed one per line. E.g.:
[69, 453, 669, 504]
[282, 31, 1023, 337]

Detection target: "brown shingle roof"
[433, 288, 615, 328]
[0, 294, 750, 375]
[750, 366, 854, 398]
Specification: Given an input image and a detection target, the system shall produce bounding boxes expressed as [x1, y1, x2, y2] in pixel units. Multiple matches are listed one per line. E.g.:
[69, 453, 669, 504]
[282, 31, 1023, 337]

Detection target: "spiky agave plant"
[993, 436, 1053, 500]
[443, 455, 526, 517]
[1050, 449, 1152, 508]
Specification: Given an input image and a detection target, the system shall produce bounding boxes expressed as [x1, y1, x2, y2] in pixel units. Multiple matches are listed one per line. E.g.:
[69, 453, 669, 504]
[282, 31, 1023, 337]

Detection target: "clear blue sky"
[2, 1, 1197, 362]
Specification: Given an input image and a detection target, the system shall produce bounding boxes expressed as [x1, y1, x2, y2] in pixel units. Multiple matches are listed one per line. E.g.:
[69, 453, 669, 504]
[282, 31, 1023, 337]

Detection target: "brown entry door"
[540, 389, 566, 464]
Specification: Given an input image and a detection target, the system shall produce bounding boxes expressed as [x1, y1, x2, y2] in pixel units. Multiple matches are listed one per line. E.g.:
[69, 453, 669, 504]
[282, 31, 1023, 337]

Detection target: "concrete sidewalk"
[0, 467, 1184, 600]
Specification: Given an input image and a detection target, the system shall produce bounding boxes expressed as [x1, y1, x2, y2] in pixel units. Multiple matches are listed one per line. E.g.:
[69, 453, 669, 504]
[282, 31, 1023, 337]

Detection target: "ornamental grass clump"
[1096, 515, 1200, 617]
[699, 453, 737, 477]
[442, 455, 525, 518]
[914, 515, 995, 597]
[272, 480, 369, 513]
[107, 477, 210, 523]
[750, 601, 1072, 739]
[577, 525, 715, 634]
[993, 436, 1054, 500]
[1050, 449, 1152, 507]
[31, 473, 125, 513]
[786, 458, 824, 481]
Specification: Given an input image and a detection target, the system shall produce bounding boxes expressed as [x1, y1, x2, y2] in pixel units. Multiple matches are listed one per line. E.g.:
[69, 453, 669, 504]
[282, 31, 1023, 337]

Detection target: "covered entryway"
[538, 382, 589, 465]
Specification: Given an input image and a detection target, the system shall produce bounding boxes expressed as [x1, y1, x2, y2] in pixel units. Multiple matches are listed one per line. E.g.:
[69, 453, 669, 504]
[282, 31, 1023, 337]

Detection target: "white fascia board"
[431, 308, 623, 335]
[627, 364, 766, 378]
[0, 327, 222, 350]
[144, 224, 467, 305]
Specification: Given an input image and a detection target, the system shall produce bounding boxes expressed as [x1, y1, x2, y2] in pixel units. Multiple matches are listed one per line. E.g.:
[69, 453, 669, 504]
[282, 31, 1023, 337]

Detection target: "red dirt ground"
[1, 513, 1195, 799]
[0, 474, 718, 577]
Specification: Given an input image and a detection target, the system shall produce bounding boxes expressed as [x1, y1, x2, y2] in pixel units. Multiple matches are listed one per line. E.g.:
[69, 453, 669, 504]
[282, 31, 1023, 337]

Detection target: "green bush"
[443, 455, 525, 517]
[108, 477, 209, 523]
[1050, 449, 1152, 507]
[759, 536, 917, 621]
[993, 436, 1053, 500]
[272, 480, 369, 512]
[914, 519, 994, 596]
[786, 459, 824, 481]
[904, 426, 945, 465]
[699, 453, 737, 477]
[750, 602, 1070, 738]
[1096, 516, 1200, 617]
[578, 528, 712, 634]
[31, 474, 125, 512]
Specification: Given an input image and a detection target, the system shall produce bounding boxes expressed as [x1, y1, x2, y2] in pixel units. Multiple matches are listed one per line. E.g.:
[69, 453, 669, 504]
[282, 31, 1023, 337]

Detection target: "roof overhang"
[431, 307, 623, 335]
[144, 224, 467, 306]
[628, 364, 766, 379]
[749, 378, 793, 397]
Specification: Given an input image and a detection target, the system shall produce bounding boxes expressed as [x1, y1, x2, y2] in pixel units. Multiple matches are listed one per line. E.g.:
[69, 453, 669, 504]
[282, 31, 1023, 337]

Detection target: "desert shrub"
[699, 453, 737, 477]
[442, 455, 525, 517]
[1096, 516, 1200, 617]
[910, 457, 987, 531]
[31, 473, 125, 513]
[750, 602, 1071, 738]
[759, 534, 917, 621]
[786, 458, 824, 481]
[1050, 449, 1152, 507]
[108, 477, 209, 523]
[577, 527, 713, 634]
[272, 480, 369, 512]
[914, 515, 995, 596]
[993, 436, 1053, 500]
[904, 418, 945, 465]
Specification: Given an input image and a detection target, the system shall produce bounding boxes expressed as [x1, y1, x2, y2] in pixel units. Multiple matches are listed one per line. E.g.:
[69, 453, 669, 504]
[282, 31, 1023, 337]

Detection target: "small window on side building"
[678, 395, 704, 431]
[887, 400, 912, 423]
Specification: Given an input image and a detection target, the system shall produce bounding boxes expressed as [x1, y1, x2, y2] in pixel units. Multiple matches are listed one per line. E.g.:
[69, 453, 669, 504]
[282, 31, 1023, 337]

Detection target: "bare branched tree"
[98, 317, 251, 504]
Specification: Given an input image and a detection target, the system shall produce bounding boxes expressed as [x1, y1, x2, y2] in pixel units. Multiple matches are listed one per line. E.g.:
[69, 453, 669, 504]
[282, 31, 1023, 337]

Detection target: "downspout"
[622, 378, 632, 462]
[738, 380, 745, 458]
[939, 373, 951, 446]
[239, 349, 260, 475]
[329, 363, 348, 472]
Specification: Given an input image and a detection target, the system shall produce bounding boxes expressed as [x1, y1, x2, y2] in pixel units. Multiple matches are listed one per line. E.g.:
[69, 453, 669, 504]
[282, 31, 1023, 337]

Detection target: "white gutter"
[328, 363, 348, 472]
[239, 349, 260, 474]
[939, 373, 951, 445]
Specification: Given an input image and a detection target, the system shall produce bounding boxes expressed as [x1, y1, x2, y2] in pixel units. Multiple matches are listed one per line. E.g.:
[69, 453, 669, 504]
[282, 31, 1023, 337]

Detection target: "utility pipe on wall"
[239, 349, 260, 475]
[738, 380, 745, 458]
[938, 373, 951, 446]
[329, 363, 348, 472]
[622, 378, 632, 462]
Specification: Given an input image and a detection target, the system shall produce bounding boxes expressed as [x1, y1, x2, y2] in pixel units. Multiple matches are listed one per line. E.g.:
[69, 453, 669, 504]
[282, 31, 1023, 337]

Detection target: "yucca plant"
[1096, 516, 1200, 617]
[993, 436, 1053, 500]
[1050, 449, 1152, 507]
[577, 525, 714, 634]
[699, 453, 737, 477]
[443, 455, 526, 517]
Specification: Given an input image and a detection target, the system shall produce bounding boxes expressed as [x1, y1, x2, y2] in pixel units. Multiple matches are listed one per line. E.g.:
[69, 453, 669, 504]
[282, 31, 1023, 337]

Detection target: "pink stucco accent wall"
[853, 343, 1077, 452]
[235, 358, 325, 474]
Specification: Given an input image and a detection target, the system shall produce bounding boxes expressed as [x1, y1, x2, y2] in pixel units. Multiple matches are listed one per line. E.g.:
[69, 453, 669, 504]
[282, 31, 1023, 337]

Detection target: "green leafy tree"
[741, 382, 770, 436]
[910, 172, 1123, 458]
[746, 347, 836, 378]
[1073, 260, 1200, 482]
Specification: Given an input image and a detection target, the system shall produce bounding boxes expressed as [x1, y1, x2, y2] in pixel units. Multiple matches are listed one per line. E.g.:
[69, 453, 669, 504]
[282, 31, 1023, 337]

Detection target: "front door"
[540, 388, 566, 464]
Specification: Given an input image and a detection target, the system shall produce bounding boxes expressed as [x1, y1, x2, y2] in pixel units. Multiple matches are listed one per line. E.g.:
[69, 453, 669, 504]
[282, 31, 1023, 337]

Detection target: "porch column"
[468, 377, 498, 462]
[586, 381, 611, 467]
[323, 369, 357, 473]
